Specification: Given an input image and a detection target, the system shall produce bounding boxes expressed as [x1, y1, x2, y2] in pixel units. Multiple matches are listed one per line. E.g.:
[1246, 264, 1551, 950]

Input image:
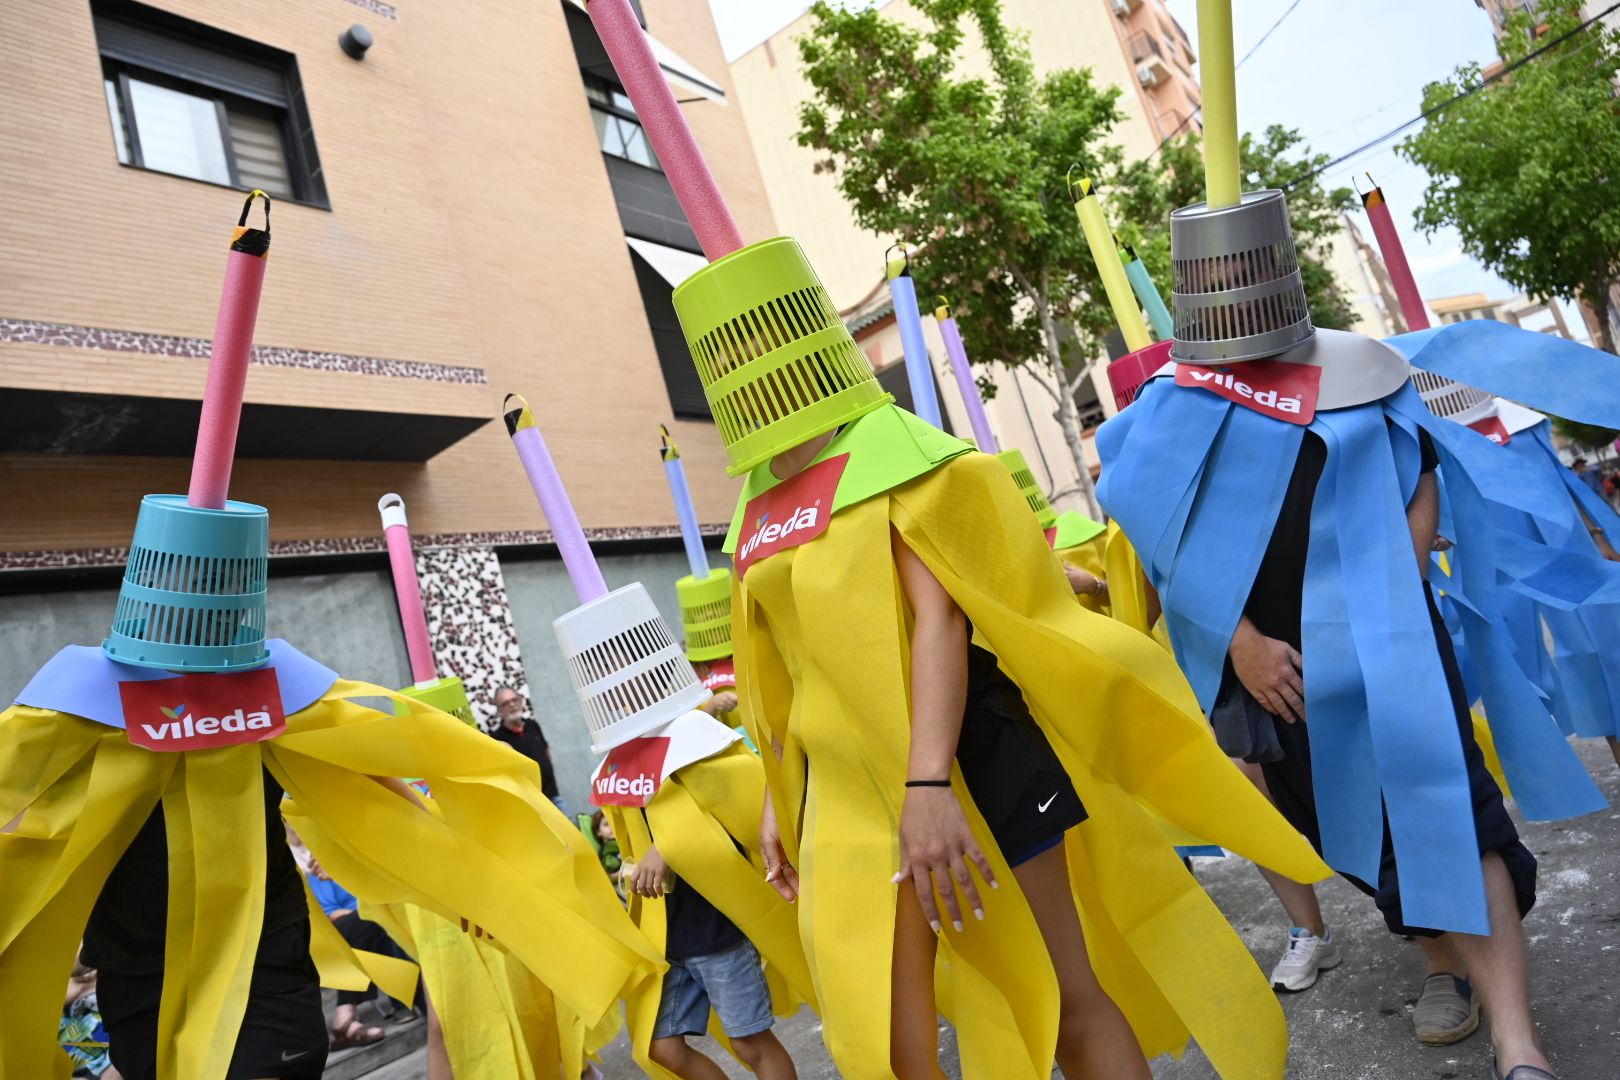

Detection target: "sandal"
[329, 1019, 385, 1049]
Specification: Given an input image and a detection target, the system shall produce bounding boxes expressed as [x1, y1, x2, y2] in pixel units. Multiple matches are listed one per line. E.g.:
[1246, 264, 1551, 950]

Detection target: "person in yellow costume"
[664, 236, 1330, 1079]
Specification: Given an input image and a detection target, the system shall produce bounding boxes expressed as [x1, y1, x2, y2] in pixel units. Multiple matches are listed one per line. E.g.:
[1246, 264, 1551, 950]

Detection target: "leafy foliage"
[1398, 0, 1620, 352]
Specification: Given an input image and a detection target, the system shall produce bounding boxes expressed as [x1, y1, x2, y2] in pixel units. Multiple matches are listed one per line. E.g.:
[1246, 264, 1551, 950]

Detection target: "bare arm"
[892, 529, 995, 932]
[1407, 472, 1440, 575]
[1579, 505, 1619, 561]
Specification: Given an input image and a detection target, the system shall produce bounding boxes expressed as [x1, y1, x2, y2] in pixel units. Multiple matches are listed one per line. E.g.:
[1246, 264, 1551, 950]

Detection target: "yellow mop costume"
[726, 405, 1329, 1079]
[0, 643, 662, 1080]
[601, 731, 816, 1076]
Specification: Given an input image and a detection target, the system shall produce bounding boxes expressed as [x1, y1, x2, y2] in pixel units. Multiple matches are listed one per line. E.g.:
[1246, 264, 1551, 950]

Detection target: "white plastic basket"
[1412, 369, 1497, 427]
[553, 582, 711, 753]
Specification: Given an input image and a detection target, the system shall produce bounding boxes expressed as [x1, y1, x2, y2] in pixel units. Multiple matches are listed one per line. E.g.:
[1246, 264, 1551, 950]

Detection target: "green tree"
[1551, 416, 1619, 451]
[1113, 128, 1359, 332]
[1398, 0, 1620, 353]
[795, 0, 1128, 518]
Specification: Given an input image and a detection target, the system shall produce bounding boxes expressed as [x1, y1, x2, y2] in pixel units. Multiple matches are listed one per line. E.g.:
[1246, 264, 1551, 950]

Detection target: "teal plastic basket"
[103, 494, 271, 671]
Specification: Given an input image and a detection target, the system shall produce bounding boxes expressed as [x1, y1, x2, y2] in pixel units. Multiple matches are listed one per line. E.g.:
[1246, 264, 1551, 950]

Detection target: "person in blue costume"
[1410, 358, 1620, 778]
[1097, 191, 1620, 1080]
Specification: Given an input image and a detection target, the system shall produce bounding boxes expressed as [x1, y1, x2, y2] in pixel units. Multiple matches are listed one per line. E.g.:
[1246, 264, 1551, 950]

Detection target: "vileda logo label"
[1174, 360, 1321, 425]
[700, 657, 736, 692]
[1043, 526, 1059, 549]
[591, 736, 671, 808]
[120, 668, 285, 752]
[734, 454, 849, 578]
[1468, 415, 1510, 445]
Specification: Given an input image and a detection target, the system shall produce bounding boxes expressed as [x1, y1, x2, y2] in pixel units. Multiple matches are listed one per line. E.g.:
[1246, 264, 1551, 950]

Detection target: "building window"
[93, 0, 327, 206]
[585, 74, 661, 171]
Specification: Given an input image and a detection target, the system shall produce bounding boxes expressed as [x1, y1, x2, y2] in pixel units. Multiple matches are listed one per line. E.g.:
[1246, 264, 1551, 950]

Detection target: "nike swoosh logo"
[281, 1051, 311, 1062]
[1037, 793, 1059, 813]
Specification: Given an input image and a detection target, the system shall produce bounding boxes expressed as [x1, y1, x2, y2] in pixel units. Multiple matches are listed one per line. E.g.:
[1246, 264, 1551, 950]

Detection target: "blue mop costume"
[1098, 302, 1617, 936]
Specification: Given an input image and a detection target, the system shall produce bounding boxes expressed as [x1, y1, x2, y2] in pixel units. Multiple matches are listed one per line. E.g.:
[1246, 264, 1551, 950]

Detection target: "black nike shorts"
[97, 917, 328, 1080]
[956, 644, 1087, 867]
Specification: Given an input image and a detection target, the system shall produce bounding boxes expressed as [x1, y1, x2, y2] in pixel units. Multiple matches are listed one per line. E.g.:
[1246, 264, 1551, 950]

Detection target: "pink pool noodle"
[505, 396, 610, 604]
[379, 494, 438, 684]
[936, 311, 999, 452]
[585, 0, 743, 262]
[1362, 184, 1430, 331]
[187, 247, 266, 509]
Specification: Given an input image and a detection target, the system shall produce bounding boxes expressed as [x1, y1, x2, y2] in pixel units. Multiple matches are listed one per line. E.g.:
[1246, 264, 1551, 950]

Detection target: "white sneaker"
[1269, 926, 1342, 992]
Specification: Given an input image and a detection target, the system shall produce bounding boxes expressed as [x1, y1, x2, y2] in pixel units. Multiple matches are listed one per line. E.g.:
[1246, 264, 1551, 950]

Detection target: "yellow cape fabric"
[608, 743, 815, 1077]
[0, 681, 661, 1080]
[733, 451, 1329, 1079]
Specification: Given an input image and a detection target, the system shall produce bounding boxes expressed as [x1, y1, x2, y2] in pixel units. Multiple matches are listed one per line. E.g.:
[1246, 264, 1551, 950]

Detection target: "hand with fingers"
[1229, 617, 1305, 724]
[760, 794, 799, 902]
[631, 844, 672, 898]
[893, 782, 997, 934]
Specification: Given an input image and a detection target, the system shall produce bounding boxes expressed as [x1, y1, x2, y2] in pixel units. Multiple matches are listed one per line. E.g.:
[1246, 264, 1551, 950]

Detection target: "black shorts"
[1259, 588, 1537, 937]
[97, 917, 328, 1080]
[956, 644, 1087, 867]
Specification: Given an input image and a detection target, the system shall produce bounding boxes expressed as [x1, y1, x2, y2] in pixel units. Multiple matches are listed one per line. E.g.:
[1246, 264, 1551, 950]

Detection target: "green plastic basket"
[394, 675, 476, 727]
[677, 568, 734, 662]
[996, 449, 1058, 530]
[672, 237, 892, 476]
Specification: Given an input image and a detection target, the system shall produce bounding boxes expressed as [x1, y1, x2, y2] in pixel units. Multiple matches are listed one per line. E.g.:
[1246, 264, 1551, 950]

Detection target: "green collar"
[722, 406, 972, 553]
[1052, 509, 1106, 550]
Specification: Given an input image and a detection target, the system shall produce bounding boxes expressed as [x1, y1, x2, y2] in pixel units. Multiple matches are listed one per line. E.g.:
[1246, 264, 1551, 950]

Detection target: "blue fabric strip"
[1389, 320, 1620, 429]
[1312, 406, 1488, 933]
[15, 639, 338, 729]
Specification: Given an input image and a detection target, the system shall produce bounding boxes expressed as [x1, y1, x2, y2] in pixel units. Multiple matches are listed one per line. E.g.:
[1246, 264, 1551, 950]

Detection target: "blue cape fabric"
[14, 639, 339, 729]
[1097, 375, 1609, 934]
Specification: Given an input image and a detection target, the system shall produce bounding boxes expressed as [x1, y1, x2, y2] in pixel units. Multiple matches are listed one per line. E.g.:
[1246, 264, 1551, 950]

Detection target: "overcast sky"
[703, 0, 1586, 336]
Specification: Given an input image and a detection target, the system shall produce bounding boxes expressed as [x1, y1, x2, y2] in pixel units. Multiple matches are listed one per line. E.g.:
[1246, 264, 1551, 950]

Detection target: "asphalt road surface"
[359, 738, 1620, 1079]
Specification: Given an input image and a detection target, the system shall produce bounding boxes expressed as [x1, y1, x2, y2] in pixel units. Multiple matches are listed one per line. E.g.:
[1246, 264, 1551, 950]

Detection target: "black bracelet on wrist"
[904, 778, 952, 788]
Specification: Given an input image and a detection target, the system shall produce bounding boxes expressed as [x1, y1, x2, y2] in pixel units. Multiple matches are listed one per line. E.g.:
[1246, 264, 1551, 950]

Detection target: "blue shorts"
[651, 939, 773, 1041]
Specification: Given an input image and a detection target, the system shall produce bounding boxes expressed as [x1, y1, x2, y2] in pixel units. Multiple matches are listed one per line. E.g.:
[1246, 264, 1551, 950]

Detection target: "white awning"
[626, 236, 708, 287]
[564, 0, 729, 105]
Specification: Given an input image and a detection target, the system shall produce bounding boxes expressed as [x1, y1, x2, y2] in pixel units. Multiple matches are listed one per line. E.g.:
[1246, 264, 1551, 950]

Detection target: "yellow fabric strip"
[0, 709, 172, 1079]
[268, 682, 663, 1027]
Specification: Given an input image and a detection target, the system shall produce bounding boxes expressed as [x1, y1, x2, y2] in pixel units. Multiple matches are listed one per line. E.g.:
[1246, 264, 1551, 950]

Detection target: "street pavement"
[354, 739, 1620, 1079]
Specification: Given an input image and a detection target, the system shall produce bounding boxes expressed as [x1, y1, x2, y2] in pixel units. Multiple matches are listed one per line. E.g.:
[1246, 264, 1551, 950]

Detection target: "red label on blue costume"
[700, 657, 736, 692]
[1175, 360, 1321, 425]
[120, 668, 286, 752]
[1469, 415, 1510, 445]
[591, 736, 671, 807]
[734, 454, 848, 578]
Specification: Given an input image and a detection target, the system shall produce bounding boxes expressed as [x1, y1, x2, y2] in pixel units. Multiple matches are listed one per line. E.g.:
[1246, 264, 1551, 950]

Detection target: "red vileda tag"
[700, 657, 735, 692]
[591, 736, 672, 808]
[1174, 359, 1322, 425]
[1043, 526, 1059, 549]
[734, 453, 849, 578]
[1469, 415, 1510, 445]
[121, 668, 285, 752]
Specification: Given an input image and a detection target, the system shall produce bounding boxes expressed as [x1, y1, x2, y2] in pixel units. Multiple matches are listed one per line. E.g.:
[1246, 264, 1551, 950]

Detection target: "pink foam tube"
[586, 0, 744, 262]
[511, 425, 610, 604]
[1364, 192, 1430, 332]
[937, 315, 999, 452]
[188, 249, 266, 508]
[380, 504, 438, 684]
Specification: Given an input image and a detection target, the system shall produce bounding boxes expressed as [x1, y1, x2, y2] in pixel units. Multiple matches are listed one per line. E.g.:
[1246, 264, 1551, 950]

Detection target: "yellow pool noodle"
[1073, 179, 1152, 352]
[1196, 0, 1241, 209]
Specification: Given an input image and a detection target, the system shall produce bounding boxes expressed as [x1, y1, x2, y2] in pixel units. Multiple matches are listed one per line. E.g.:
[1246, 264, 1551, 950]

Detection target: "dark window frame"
[583, 72, 662, 173]
[92, 0, 329, 208]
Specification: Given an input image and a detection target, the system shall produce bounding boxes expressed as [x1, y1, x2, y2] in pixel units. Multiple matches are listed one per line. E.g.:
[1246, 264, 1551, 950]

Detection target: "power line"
[1285, 0, 1620, 190]
[1154, 0, 1311, 150]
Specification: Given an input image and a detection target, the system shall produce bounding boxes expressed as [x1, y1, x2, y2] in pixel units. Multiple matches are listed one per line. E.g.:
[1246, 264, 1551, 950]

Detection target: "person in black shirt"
[628, 841, 796, 1080]
[81, 768, 327, 1080]
[1219, 427, 1541, 1060]
[490, 685, 563, 808]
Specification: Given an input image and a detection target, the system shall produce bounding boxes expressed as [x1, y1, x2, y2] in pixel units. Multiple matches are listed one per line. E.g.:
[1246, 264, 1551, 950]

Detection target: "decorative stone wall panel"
[414, 545, 525, 731]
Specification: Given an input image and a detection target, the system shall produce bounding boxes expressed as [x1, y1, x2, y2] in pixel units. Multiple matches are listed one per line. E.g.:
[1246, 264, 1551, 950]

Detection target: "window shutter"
[93, 13, 289, 106]
[226, 103, 293, 198]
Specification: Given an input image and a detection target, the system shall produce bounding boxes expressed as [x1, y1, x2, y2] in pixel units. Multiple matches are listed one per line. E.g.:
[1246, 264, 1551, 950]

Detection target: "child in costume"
[575, 2, 1326, 1075]
[503, 393, 814, 1080]
[0, 194, 661, 1080]
[1095, 10, 1617, 1075]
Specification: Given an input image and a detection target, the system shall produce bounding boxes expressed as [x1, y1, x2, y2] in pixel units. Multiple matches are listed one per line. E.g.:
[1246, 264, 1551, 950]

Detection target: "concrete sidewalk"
[350, 739, 1620, 1079]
